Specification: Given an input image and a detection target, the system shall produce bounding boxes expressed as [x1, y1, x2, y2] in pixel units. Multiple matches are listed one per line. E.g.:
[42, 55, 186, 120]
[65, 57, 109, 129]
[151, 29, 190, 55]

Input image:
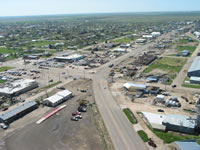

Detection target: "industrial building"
[174, 140, 200, 150]
[0, 101, 38, 124]
[113, 48, 127, 53]
[123, 82, 146, 91]
[0, 79, 38, 97]
[151, 32, 161, 37]
[43, 90, 72, 107]
[136, 38, 146, 43]
[55, 54, 84, 62]
[190, 76, 200, 84]
[120, 44, 131, 49]
[188, 56, 200, 77]
[142, 112, 197, 134]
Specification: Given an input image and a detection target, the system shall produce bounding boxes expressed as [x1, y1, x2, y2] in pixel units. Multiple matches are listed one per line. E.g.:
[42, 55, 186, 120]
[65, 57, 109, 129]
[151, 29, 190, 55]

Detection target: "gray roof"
[175, 140, 200, 150]
[188, 56, 200, 73]
[163, 114, 196, 129]
[0, 101, 37, 121]
[181, 50, 190, 53]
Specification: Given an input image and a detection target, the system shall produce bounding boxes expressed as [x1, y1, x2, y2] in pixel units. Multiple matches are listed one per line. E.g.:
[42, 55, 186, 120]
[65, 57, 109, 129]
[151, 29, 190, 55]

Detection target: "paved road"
[92, 30, 179, 150]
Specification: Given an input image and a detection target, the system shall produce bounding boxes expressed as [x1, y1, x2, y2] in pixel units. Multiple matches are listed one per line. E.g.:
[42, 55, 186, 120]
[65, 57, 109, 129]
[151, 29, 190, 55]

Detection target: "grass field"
[0, 47, 18, 54]
[31, 40, 57, 47]
[0, 80, 6, 84]
[182, 77, 200, 89]
[137, 130, 149, 142]
[112, 37, 137, 43]
[123, 108, 137, 124]
[176, 46, 197, 56]
[145, 57, 187, 84]
[0, 66, 13, 72]
[147, 125, 200, 144]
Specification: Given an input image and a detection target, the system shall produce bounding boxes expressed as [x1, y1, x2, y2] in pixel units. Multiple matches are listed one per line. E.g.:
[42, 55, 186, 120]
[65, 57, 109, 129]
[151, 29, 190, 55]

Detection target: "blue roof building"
[188, 56, 200, 77]
[175, 140, 200, 150]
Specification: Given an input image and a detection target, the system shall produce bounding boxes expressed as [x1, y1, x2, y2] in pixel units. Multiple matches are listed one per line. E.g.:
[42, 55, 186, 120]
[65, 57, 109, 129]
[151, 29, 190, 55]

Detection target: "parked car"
[57, 86, 65, 90]
[157, 109, 164, 112]
[109, 64, 114, 68]
[49, 79, 53, 82]
[80, 89, 87, 92]
[2, 107, 8, 111]
[72, 111, 81, 116]
[71, 117, 78, 121]
[78, 106, 87, 112]
[0, 123, 8, 129]
[75, 115, 82, 119]
[148, 138, 157, 148]
[172, 84, 176, 88]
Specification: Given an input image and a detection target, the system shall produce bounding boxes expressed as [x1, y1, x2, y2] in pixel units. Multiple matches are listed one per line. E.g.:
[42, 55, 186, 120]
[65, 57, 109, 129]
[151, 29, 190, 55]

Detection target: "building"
[113, 48, 127, 53]
[188, 56, 200, 77]
[120, 44, 131, 49]
[23, 55, 40, 60]
[146, 76, 159, 82]
[43, 90, 72, 107]
[123, 83, 146, 91]
[174, 140, 200, 150]
[0, 79, 38, 97]
[194, 21, 200, 31]
[136, 38, 147, 43]
[55, 54, 84, 62]
[180, 50, 190, 57]
[142, 112, 166, 131]
[190, 76, 200, 84]
[142, 35, 153, 39]
[163, 114, 196, 134]
[151, 32, 161, 37]
[0, 101, 38, 124]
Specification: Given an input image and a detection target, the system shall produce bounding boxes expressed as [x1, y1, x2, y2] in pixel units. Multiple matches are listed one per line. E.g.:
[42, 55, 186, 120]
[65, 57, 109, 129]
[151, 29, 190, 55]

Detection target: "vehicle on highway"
[148, 138, 157, 148]
[71, 116, 78, 121]
[0, 123, 8, 129]
[75, 115, 82, 119]
[72, 111, 81, 116]
[78, 106, 87, 112]
[157, 109, 164, 112]
[109, 64, 114, 68]
[57, 86, 65, 90]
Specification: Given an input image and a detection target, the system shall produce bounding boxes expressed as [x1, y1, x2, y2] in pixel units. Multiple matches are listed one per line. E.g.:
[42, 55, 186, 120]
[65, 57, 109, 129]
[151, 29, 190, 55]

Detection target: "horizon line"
[0, 10, 200, 18]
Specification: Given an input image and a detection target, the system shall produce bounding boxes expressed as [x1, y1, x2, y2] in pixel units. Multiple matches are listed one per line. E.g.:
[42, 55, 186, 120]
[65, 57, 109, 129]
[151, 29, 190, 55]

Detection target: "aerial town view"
[0, 1, 200, 150]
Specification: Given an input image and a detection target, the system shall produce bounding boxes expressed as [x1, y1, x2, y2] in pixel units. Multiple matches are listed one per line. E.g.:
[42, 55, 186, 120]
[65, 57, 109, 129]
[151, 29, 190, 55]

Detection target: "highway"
[92, 31, 177, 150]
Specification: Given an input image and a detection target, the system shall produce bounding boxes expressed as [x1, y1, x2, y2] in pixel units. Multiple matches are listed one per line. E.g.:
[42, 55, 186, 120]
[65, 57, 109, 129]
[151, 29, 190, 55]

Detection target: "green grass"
[147, 125, 200, 144]
[182, 77, 200, 89]
[0, 47, 18, 54]
[31, 40, 57, 47]
[145, 57, 187, 85]
[0, 66, 13, 72]
[137, 130, 149, 142]
[0, 80, 6, 84]
[123, 108, 137, 124]
[112, 37, 136, 43]
[176, 46, 197, 56]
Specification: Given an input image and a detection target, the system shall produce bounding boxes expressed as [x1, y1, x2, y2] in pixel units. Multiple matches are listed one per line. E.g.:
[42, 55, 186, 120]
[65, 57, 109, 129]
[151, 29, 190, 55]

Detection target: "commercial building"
[163, 114, 196, 134]
[43, 90, 72, 107]
[123, 82, 146, 91]
[174, 140, 200, 150]
[55, 54, 84, 62]
[0, 79, 38, 97]
[190, 76, 200, 84]
[120, 44, 131, 49]
[0, 101, 38, 124]
[136, 38, 147, 43]
[188, 56, 200, 77]
[151, 32, 161, 37]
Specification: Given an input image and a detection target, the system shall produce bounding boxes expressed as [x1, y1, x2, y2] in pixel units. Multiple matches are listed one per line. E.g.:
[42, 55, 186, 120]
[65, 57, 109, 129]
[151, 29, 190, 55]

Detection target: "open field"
[145, 57, 187, 84]
[0, 66, 14, 72]
[112, 37, 137, 43]
[31, 40, 57, 47]
[137, 130, 148, 142]
[0, 47, 18, 54]
[176, 45, 197, 56]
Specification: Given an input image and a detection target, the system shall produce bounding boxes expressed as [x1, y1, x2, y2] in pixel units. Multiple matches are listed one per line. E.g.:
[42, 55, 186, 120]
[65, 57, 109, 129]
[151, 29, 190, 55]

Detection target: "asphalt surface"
[92, 31, 177, 150]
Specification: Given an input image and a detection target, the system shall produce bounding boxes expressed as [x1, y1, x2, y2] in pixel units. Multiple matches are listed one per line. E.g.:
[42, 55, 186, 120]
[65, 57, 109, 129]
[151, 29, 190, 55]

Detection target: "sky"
[0, 0, 200, 17]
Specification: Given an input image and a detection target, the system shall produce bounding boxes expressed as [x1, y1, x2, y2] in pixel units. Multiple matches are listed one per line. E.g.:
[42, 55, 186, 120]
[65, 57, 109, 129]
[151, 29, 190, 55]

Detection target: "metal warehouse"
[43, 90, 72, 107]
[162, 114, 196, 134]
[0, 101, 38, 124]
[188, 56, 200, 77]
[123, 82, 146, 91]
[55, 54, 84, 62]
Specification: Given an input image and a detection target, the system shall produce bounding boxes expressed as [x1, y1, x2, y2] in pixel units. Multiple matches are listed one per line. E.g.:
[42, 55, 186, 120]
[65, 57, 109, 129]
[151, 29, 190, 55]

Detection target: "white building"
[0, 79, 38, 97]
[113, 48, 127, 53]
[136, 38, 147, 43]
[43, 90, 72, 107]
[55, 54, 84, 62]
[142, 35, 153, 39]
[151, 32, 161, 37]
